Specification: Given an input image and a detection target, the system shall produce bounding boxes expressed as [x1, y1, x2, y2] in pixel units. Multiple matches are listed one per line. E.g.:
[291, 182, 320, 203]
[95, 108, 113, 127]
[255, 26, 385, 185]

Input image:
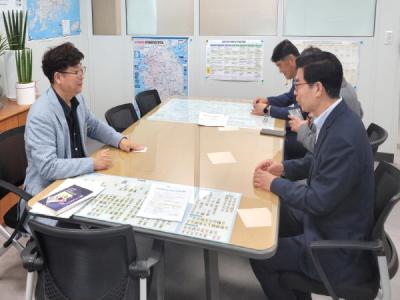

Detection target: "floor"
[1, 201, 399, 300]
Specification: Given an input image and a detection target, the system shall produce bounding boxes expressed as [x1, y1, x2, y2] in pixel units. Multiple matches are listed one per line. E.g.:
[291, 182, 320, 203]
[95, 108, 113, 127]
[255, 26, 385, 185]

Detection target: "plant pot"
[3, 50, 18, 99]
[16, 82, 35, 105]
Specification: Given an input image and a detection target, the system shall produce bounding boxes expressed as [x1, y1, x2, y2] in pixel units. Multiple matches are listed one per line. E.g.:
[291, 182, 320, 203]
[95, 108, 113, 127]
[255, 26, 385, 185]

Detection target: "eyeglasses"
[294, 81, 314, 90]
[58, 66, 86, 76]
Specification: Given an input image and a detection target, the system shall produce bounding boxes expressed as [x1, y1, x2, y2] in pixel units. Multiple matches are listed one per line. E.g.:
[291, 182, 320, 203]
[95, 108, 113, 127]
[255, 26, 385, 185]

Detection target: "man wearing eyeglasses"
[24, 42, 144, 197]
[251, 52, 374, 299]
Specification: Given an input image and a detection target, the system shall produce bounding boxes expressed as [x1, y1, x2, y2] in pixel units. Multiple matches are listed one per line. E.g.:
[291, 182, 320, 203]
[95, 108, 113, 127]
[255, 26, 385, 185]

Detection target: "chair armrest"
[21, 240, 44, 272]
[307, 239, 384, 300]
[310, 239, 385, 255]
[0, 179, 32, 200]
[129, 239, 164, 279]
[0, 180, 32, 248]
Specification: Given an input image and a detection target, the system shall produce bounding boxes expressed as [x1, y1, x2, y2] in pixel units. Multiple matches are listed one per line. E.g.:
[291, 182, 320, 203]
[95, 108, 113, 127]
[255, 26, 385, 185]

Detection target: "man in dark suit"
[252, 39, 307, 159]
[251, 51, 375, 300]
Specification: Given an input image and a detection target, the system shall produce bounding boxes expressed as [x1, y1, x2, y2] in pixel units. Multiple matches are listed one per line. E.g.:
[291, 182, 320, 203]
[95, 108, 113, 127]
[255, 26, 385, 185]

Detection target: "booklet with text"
[31, 179, 104, 217]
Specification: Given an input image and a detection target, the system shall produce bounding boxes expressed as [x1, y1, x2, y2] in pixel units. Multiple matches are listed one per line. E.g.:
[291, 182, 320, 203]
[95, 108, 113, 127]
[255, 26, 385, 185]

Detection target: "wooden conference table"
[28, 97, 284, 300]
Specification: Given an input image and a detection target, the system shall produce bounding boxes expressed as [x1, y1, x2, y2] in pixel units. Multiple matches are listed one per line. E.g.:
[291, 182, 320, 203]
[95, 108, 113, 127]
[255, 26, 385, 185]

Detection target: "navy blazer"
[268, 85, 300, 120]
[271, 100, 375, 284]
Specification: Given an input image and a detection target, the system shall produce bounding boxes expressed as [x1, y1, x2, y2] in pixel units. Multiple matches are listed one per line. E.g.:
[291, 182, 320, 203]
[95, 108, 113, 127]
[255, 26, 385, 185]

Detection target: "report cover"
[37, 184, 93, 216]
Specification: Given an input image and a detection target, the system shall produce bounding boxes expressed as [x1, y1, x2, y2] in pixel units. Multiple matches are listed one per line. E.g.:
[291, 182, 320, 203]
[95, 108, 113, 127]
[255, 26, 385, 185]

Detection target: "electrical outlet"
[384, 30, 393, 45]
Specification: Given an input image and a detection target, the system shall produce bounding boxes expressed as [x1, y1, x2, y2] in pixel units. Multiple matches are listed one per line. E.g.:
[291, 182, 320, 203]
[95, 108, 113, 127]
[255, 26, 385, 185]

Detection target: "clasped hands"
[253, 159, 283, 192]
[251, 97, 268, 115]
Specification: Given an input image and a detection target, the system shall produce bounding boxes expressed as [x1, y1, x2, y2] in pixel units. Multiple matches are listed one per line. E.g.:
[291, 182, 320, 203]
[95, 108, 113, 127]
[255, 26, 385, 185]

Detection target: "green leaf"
[2, 10, 27, 50]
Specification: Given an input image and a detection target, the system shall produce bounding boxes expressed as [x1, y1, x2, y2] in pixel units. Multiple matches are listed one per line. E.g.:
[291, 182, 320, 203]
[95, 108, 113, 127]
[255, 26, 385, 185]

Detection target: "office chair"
[22, 220, 163, 300]
[105, 103, 139, 133]
[279, 161, 400, 300]
[0, 126, 31, 257]
[135, 89, 161, 117]
[367, 123, 388, 158]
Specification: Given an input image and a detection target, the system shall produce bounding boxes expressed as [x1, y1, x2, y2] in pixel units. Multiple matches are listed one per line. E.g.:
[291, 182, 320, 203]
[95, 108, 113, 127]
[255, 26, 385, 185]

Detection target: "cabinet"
[0, 98, 30, 224]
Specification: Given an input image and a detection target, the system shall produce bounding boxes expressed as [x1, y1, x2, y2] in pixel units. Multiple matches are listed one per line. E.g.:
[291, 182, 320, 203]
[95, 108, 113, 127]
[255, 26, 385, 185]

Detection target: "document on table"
[136, 183, 194, 222]
[198, 111, 229, 127]
[30, 178, 104, 219]
[238, 208, 272, 227]
[207, 152, 237, 164]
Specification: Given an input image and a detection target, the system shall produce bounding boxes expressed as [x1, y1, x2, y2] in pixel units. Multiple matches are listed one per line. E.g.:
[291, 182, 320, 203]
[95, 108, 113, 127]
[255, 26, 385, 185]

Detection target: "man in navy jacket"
[252, 40, 307, 159]
[251, 51, 375, 300]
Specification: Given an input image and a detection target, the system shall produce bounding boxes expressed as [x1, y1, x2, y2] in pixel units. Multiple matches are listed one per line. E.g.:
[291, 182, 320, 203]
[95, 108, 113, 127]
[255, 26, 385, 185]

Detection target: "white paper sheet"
[207, 152, 237, 164]
[198, 111, 229, 127]
[136, 183, 194, 222]
[238, 208, 272, 227]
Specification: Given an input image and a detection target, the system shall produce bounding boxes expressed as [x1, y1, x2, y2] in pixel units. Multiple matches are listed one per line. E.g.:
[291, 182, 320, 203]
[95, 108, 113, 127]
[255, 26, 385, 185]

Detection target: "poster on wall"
[205, 40, 264, 81]
[27, 0, 80, 40]
[293, 40, 360, 87]
[133, 37, 189, 100]
[0, 0, 23, 11]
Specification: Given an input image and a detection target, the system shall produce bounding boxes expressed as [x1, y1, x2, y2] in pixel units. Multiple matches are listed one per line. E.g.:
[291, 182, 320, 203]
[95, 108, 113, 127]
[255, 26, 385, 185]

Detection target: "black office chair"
[135, 89, 161, 117]
[0, 126, 32, 257]
[22, 220, 163, 300]
[367, 123, 388, 158]
[280, 161, 400, 300]
[105, 103, 139, 133]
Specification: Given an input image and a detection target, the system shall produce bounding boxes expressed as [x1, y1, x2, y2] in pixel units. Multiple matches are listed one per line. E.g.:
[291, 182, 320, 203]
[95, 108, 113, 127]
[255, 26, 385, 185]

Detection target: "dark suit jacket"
[271, 100, 375, 284]
[268, 85, 302, 120]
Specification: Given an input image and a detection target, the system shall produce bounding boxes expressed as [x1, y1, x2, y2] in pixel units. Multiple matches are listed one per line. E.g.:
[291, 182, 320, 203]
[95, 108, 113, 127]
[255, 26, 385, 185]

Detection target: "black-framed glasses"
[294, 81, 314, 90]
[59, 66, 86, 76]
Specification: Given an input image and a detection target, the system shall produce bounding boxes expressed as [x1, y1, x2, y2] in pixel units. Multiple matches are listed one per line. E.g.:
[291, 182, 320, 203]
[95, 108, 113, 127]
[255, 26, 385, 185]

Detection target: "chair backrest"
[372, 161, 400, 278]
[135, 89, 161, 117]
[29, 220, 139, 300]
[367, 123, 388, 157]
[105, 103, 139, 133]
[373, 161, 400, 238]
[0, 126, 27, 199]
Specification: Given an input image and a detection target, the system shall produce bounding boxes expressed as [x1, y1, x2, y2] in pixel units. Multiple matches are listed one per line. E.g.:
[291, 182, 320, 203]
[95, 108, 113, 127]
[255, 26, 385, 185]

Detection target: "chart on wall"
[206, 40, 264, 81]
[293, 40, 360, 87]
[133, 37, 188, 100]
[27, 0, 80, 40]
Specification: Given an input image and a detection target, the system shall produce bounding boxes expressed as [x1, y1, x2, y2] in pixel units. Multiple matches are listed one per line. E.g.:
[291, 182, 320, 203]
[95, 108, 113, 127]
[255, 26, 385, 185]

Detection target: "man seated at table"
[252, 39, 307, 160]
[288, 46, 363, 153]
[251, 51, 375, 299]
[24, 42, 144, 197]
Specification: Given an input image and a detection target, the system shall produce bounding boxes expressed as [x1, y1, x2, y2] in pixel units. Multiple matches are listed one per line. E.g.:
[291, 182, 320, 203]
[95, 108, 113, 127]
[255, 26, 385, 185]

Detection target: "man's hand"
[288, 115, 309, 133]
[251, 102, 267, 115]
[91, 149, 112, 171]
[253, 168, 277, 192]
[253, 97, 268, 106]
[118, 138, 145, 152]
[255, 159, 284, 176]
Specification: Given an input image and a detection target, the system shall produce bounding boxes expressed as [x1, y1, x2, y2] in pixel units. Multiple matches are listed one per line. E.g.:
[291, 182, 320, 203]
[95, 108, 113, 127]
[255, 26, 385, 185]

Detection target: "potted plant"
[2, 10, 27, 99]
[0, 34, 7, 55]
[0, 34, 8, 109]
[15, 48, 35, 105]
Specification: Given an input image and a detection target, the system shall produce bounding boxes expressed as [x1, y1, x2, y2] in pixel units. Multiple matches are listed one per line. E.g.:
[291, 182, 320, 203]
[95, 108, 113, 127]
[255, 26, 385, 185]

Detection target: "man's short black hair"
[42, 42, 84, 84]
[296, 51, 343, 99]
[271, 39, 300, 62]
[300, 46, 322, 56]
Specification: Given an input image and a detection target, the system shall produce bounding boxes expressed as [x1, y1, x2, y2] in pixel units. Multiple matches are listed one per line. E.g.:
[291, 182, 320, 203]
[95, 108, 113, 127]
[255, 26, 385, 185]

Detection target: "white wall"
[0, 1, 92, 107]
[1, 0, 399, 156]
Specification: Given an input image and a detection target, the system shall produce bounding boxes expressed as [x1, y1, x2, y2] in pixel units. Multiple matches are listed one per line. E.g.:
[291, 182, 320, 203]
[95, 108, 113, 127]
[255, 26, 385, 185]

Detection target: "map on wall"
[27, 0, 80, 40]
[133, 37, 188, 100]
